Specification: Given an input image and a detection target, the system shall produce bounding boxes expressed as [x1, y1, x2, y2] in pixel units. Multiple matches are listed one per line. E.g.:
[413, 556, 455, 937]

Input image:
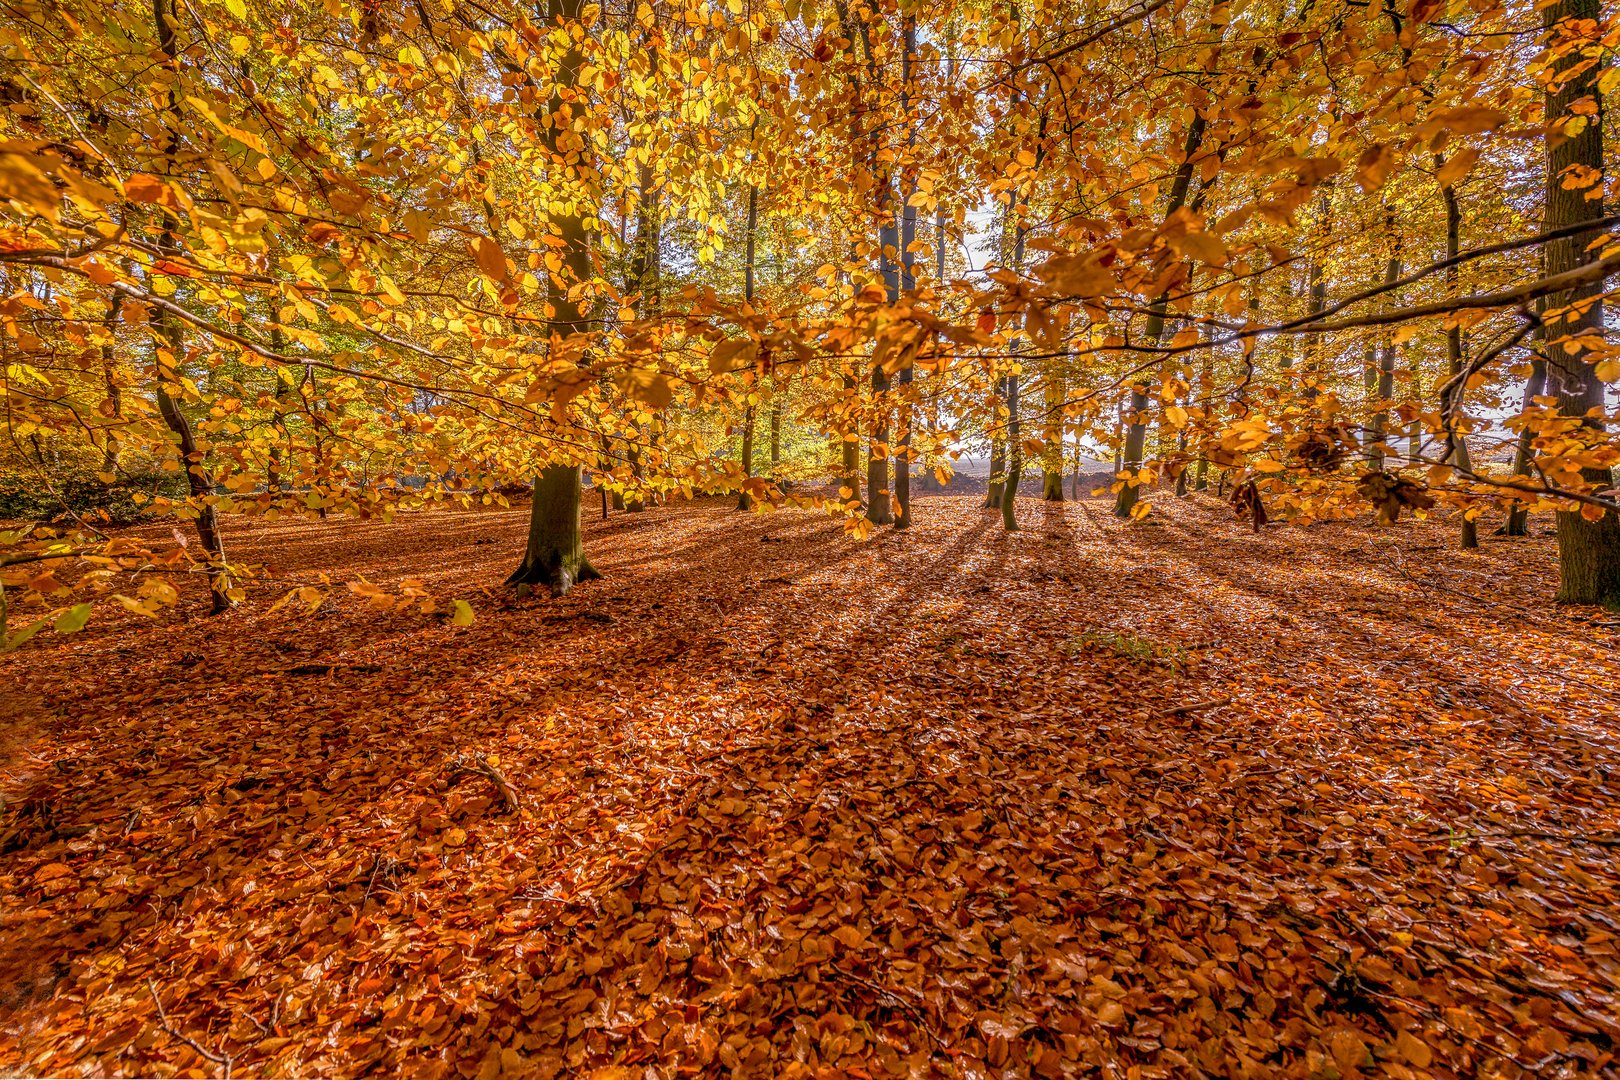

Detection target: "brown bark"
[1437, 175, 1478, 549]
[507, 464, 600, 595]
[1116, 111, 1206, 517]
[1542, 0, 1619, 607]
[511, 0, 600, 594]
[151, 0, 231, 614]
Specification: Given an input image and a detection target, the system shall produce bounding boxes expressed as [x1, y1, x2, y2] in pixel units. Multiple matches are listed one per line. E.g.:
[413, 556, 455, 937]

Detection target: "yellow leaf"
[472, 236, 508, 282]
[121, 173, 173, 206]
[1129, 501, 1152, 520]
[1034, 253, 1112, 298]
[1354, 144, 1394, 191]
[451, 599, 475, 626]
[1435, 146, 1478, 189]
[1425, 106, 1508, 137]
[444, 827, 467, 847]
[614, 368, 676, 409]
[404, 209, 432, 243]
[1175, 230, 1227, 266]
[1095, 1000, 1126, 1025]
[0, 149, 60, 221]
[708, 338, 757, 373]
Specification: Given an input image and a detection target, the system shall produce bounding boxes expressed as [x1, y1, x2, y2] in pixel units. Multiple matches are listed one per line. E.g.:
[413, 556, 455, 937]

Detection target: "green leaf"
[450, 600, 474, 627]
[53, 603, 92, 634]
[2, 618, 49, 653]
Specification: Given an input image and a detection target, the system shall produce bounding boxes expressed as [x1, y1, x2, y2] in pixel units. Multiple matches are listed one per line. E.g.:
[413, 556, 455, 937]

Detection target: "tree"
[508, 0, 603, 596]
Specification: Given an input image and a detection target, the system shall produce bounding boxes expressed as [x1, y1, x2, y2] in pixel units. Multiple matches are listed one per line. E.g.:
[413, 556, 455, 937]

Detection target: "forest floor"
[2, 493, 1618, 1079]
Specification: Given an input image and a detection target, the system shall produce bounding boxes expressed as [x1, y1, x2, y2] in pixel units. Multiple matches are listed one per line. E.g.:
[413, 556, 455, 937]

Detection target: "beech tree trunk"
[893, 16, 917, 529]
[841, 369, 862, 504]
[1438, 177, 1478, 549]
[1301, 196, 1328, 400]
[1001, 371, 1021, 531]
[512, 0, 600, 594]
[507, 464, 600, 595]
[1116, 112, 1205, 518]
[152, 0, 231, 614]
[985, 379, 1004, 507]
[769, 393, 781, 477]
[1543, 0, 1620, 607]
[1000, 216, 1029, 531]
[866, 199, 899, 526]
[1501, 351, 1546, 537]
[100, 292, 123, 473]
[738, 407, 755, 511]
[1041, 376, 1064, 501]
[738, 178, 759, 512]
[1194, 346, 1214, 491]
[1368, 213, 1401, 471]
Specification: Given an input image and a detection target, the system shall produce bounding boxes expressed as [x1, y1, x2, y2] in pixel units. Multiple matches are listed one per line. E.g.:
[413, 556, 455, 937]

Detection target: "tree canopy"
[0, 0, 1616, 615]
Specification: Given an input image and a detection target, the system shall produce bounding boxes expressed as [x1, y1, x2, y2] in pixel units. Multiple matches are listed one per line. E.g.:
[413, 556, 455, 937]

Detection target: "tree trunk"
[512, 0, 600, 590]
[769, 392, 781, 477]
[1437, 176, 1477, 549]
[1000, 215, 1029, 531]
[1301, 194, 1328, 400]
[893, 16, 917, 529]
[840, 370, 862, 503]
[1001, 371, 1021, 531]
[1369, 213, 1401, 471]
[100, 292, 123, 473]
[1041, 375, 1064, 501]
[1500, 351, 1546, 537]
[865, 207, 897, 526]
[738, 407, 755, 511]
[984, 421, 1005, 509]
[1116, 111, 1206, 518]
[738, 177, 759, 512]
[507, 464, 599, 595]
[1543, 0, 1620, 606]
[1112, 400, 1124, 477]
[151, 0, 231, 614]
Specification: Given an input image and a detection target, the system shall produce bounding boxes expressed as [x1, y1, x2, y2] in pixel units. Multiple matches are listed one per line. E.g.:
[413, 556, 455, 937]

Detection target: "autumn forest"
[2, 0, 1619, 1074]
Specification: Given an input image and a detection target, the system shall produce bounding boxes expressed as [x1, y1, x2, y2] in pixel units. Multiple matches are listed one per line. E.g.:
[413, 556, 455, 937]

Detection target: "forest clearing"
[3, 495, 1619, 1076]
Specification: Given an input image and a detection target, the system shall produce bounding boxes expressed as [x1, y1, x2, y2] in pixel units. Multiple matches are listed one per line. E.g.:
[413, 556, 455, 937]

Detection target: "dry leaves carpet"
[2, 495, 1618, 1078]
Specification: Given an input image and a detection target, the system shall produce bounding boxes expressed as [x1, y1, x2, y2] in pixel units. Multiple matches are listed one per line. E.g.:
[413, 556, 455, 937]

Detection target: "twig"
[284, 662, 384, 676]
[1427, 828, 1620, 849]
[1156, 697, 1232, 718]
[245, 990, 284, 1041]
[446, 752, 521, 814]
[362, 853, 382, 906]
[147, 980, 234, 1079]
[827, 965, 944, 1047]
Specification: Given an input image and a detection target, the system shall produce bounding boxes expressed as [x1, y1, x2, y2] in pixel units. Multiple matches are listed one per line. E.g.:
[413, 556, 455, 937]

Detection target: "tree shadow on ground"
[3, 496, 1617, 1076]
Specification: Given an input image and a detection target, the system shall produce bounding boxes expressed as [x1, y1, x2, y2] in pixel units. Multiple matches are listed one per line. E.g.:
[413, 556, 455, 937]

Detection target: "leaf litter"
[1, 494, 1617, 1078]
